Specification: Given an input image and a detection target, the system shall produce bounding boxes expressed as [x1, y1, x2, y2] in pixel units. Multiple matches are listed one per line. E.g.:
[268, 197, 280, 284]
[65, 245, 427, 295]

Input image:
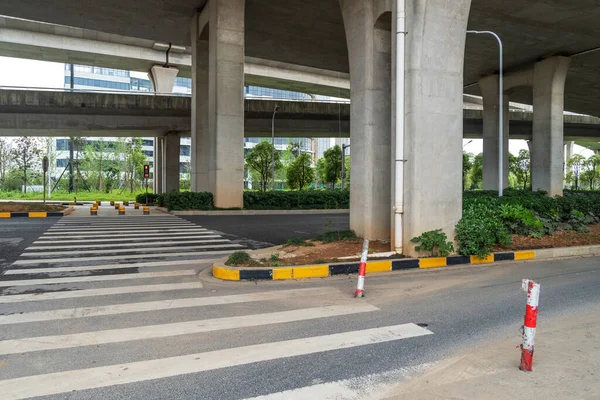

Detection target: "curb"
[159, 208, 350, 216]
[212, 250, 540, 281]
[0, 211, 66, 218]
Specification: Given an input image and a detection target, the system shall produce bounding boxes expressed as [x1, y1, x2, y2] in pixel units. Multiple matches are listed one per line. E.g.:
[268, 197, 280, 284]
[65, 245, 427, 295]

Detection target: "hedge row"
[153, 190, 350, 211]
[457, 190, 600, 257]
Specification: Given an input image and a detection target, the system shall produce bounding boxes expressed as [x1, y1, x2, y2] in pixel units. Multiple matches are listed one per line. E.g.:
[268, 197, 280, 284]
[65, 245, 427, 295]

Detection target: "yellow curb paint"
[28, 212, 47, 218]
[293, 265, 329, 279]
[272, 268, 293, 280]
[419, 257, 447, 269]
[0, 212, 10, 218]
[366, 260, 392, 273]
[471, 254, 495, 264]
[514, 251, 535, 261]
[0, 361, 5, 367]
[212, 266, 240, 281]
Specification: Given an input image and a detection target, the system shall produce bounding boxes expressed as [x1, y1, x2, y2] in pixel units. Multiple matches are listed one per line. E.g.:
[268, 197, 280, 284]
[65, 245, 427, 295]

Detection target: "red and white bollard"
[520, 279, 540, 371]
[355, 240, 369, 298]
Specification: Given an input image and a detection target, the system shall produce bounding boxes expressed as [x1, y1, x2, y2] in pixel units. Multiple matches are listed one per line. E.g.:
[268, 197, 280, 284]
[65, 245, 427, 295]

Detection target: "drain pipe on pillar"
[354, 240, 369, 298]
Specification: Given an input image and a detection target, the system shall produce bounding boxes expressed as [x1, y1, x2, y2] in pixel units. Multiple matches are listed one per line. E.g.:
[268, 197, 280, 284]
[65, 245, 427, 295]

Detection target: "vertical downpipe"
[394, 0, 406, 254]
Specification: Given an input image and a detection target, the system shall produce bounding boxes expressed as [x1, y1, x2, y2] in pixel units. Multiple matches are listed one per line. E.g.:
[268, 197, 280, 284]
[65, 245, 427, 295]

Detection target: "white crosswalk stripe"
[0, 210, 434, 399]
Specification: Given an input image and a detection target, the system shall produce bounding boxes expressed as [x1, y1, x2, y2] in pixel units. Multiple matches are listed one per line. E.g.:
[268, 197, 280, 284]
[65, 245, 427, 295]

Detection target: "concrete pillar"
[531, 56, 571, 196]
[190, 0, 245, 208]
[153, 137, 163, 194]
[480, 74, 509, 191]
[402, 0, 472, 255]
[339, 0, 392, 241]
[149, 66, 179, 94]
[163, 133, 180, 192]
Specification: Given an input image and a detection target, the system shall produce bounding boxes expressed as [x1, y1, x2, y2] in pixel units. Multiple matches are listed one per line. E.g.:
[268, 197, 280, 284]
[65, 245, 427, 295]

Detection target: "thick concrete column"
[149, 66, 179, 94]
[163, 133, 180, 192]
[153, 137, 163, 194]
[339, 0, 392, 241]
[190, 0, 245, 208]
[531, 56, 571, 196]
[480, 74, 509, 191]
[402, 0, 472, 255]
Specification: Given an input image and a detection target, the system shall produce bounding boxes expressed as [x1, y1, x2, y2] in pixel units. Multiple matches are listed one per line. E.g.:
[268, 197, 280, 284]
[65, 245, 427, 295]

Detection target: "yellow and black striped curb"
[0, 211, 65, 218]
[212, 250, 537, 281]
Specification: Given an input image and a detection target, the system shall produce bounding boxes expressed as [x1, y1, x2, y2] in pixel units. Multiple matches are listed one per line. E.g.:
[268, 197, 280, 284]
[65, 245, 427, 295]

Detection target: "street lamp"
[271, 105, 279, 191]
[463, 140, 473, 149]
[467, 30, 504, 197]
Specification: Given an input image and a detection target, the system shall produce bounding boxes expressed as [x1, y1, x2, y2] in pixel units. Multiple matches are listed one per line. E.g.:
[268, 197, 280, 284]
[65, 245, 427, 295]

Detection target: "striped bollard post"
[354, 239, 369, 298]
[520, 279, 540, 372]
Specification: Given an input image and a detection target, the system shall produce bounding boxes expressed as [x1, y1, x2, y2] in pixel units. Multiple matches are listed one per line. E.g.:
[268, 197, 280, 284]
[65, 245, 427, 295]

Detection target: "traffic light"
[143, 164, 150, 179]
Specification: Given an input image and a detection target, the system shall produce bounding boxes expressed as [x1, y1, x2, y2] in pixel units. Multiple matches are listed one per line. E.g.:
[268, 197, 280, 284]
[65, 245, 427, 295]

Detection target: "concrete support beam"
[531, 56, 571, 196]
[480, 74, 509, 191]
[340, 0, 392, 241]
[153, 137, 163, 194]
[190, 0, 245, 208]
[149, 66, 179, 94]
[402, 0, 471, 255]
[163, 133, 180, 192]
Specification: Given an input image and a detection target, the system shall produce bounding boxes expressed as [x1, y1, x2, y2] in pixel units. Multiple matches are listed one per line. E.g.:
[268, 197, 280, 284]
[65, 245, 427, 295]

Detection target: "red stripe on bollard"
[520, 279, 540, 372]
[354, 240, 369, 298]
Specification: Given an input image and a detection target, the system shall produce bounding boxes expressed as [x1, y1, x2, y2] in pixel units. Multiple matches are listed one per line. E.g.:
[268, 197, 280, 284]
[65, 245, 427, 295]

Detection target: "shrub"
[316, 230, 357, 243]
[162, 192, 214, 211]
[243, 190, 349, 210]
[282, 238, 315, 248]
[135, 193, 160, 205]
[498, 203, 544, 238]
[225, 251, 253, 266]
[410, 229, 454, 257]
[455, 202, 512, 258]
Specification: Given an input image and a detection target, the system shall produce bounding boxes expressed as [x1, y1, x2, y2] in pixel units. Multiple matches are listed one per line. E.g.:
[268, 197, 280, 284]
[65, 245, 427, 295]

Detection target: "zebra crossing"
[0, 211, 434, 399]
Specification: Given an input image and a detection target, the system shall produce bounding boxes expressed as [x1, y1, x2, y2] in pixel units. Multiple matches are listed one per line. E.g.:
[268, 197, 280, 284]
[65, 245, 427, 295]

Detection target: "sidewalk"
[385, 310, 600, 399]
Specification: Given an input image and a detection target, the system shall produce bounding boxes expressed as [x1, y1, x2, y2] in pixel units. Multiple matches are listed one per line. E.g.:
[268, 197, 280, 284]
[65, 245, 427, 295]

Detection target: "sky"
[0, 55, 595, 158]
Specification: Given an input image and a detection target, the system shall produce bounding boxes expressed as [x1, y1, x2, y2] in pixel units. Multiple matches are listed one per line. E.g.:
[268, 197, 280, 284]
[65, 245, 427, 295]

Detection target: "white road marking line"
[26, 239, 230, 250]
[49, 224, 196, 230]
[21, 244, 242, 257]
[36, 231, 214, 240]
[0, 324, 433, 400]
[11, 250, 233, 265]
[4, 259, 221, 274]
[244, 365, 430, 400]
[47, 227, 201, 233]
[33, 235, 221, 244]
[41, 229, 210, 235]
[0, 287, 340, 324]
[0, 270, 197, 289]
[0, 305, 379, 355]
[0, 282, 204, 304]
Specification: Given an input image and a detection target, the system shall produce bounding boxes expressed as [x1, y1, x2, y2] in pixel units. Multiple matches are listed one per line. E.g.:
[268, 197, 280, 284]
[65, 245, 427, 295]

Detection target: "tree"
[0, 138, 12, 190]
[469, 153, 483, 189]
[343, 154, 350, 188]
[125, 138, 146, 192]
[318, 145, 342, 189]
[11, 137, 41, 193]
[287, 153, 314, 190]
[566, 154, 586, 190]
[463, 152, 473, 191]
[582, 154, 600, 190]
[510, 149, 531, 190]
[245, 140, 281, 191]
[287, 141, 302, 158]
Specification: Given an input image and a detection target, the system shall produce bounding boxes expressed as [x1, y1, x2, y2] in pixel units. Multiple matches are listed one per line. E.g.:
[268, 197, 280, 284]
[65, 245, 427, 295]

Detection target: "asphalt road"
[0, 218, 58, 274]
[1, 224, 598, 400]
[181, 213, 350, 248]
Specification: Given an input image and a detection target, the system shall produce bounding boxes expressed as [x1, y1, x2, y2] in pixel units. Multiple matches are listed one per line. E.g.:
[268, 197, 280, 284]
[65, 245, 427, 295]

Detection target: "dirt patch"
[494, 223, 600, 251]
[0, 203, 66, 213]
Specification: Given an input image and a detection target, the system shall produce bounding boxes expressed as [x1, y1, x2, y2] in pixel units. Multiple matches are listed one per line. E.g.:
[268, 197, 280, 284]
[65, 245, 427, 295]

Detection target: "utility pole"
[271, 105, 279, 191]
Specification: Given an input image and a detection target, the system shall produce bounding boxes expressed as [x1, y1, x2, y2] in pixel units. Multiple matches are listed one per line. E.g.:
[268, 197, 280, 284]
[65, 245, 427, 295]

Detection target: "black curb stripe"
[447, 255, 471, 266]
[239, 269, 273, 280]
[392, 259, 420, 270]
[329, 263, 360, 275]
[46, 212, 65, 217]
[10, 212, 29, 218]
[494, 252, 515, 261]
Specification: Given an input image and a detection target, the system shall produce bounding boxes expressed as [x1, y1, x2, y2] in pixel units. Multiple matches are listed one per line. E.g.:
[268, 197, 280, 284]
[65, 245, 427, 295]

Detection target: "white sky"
[0, 56, 596, 158]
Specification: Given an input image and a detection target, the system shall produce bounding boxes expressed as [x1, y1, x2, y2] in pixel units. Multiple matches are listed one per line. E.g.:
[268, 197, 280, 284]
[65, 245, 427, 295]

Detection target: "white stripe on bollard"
[520, 279, 540, 371]
[354, 239, 369, 298]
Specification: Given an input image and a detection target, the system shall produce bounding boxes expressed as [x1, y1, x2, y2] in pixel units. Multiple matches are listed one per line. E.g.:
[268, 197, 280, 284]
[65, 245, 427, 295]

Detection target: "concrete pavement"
[1, 207, 599, 400]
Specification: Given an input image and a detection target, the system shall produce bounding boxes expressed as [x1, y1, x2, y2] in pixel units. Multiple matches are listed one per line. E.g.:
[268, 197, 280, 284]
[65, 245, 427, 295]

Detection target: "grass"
[313, 259, 328, 264]
[282, 238, 316, 248]
[0, 190, 150, 202]
[0, 203, 66, 212]
[315, 230, 358, 243]
[226, 251, 255, 266]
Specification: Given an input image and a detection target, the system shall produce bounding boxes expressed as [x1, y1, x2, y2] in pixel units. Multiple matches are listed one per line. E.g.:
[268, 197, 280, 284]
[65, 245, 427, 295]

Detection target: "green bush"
[162, 192, 214, 211]
[135, 193, 160, 205]
[243, 190, 349, 210]
[226, 251, 253, 266]
[455, 201, 512, 258]
[410, 229, 454, 257]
